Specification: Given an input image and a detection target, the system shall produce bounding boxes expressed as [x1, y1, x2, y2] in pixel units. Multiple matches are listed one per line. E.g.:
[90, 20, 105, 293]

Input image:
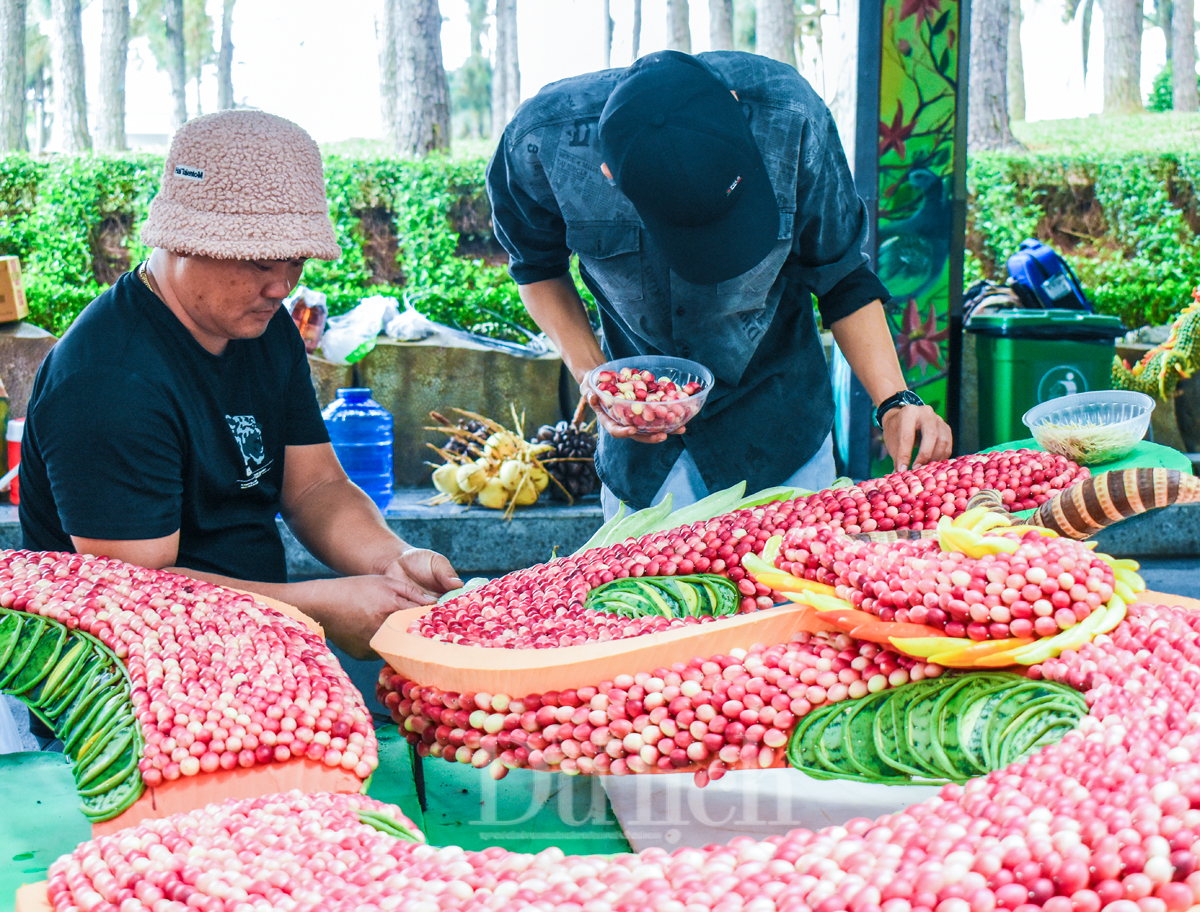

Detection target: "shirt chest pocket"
[566, 222, 645, 305]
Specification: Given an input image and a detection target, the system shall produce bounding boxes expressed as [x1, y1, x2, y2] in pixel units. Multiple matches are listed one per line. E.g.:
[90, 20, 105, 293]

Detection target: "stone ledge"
[0, 489, 606, 579]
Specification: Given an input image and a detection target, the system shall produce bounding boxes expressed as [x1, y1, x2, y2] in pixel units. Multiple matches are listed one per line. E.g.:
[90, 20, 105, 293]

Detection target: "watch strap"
[874, 390, 924, 428]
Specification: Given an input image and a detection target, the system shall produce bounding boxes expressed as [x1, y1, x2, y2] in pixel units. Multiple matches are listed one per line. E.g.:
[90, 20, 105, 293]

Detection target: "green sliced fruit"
[35, 639, 92, 708]
[0, 611, 23, 669]
[0, 615, 47, 688]
[41, 659, 104, 720]
[872, 691, 931, 778]
[65, 690, 126, 755]
[77, 753, 140, 798]
[842, 692, 904, 780]
[80, 770, 143, 821]
[652, 578, 703, 617]
[76, 725, 136, 788]
[8, 622, 69, 695]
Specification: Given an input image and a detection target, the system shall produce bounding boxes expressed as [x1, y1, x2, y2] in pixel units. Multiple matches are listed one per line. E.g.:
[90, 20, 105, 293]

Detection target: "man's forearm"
[282, 477, 411, 577]
[519, 275, 607, 384]
[829, 300, 909, 406]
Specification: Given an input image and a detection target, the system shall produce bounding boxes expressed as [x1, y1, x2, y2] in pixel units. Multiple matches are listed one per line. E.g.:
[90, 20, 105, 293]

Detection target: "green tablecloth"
[0, 752, 91, 909]
[366, 726, 631, 856]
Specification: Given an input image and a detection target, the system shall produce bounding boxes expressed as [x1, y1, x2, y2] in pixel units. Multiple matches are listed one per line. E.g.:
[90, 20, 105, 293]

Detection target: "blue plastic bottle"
[322, 388, 395, 512]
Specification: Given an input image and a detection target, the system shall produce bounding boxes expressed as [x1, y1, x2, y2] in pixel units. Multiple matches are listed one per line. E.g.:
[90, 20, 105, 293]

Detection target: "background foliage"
[0, 150, 552, 342]
[965, 151, 1200, 329]
[2, 137, 1198, 340]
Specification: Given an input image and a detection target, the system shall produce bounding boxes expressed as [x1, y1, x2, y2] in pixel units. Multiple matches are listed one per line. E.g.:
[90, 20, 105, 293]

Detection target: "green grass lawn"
[1011, 111, 1200, 156]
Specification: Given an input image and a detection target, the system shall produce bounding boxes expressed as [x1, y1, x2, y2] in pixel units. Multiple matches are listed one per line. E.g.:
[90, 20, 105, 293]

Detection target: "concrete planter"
[313, 340, 566, 487]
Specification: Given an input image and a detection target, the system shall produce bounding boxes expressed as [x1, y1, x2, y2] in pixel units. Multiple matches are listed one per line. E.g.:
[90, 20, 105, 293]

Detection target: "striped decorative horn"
[1031, 468, 1200, 539]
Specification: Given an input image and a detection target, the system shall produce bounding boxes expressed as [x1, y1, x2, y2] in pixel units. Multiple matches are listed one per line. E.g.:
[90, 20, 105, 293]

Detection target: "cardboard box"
[0, 257, 29, 323]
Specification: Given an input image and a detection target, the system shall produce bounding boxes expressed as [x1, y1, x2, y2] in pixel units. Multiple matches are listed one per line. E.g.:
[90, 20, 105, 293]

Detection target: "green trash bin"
[967, 309, 1126, 449]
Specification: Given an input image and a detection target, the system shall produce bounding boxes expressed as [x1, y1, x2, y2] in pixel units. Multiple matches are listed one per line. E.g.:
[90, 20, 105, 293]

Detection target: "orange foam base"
[90, 757, 365, 837]
[371, 602, 842, 696]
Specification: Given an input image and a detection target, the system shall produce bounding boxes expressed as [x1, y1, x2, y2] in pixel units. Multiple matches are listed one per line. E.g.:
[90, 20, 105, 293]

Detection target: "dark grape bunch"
[534, 420, 599, 500]
[442, 417, 488, 458]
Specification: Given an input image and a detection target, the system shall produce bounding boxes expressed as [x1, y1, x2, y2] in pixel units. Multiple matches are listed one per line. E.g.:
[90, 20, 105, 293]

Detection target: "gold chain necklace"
[138, 261, 159, 299]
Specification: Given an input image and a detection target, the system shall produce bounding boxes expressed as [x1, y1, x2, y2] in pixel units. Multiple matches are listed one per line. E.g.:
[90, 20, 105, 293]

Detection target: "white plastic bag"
[0, 694, 27, 754]
[384, 296, 441, 342]
[319, 295, 401, 364]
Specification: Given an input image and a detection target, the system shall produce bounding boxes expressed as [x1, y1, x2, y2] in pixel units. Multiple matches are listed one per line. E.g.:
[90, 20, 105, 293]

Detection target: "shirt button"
[675, 306, 685, 316]
[679, 344, 691, 357]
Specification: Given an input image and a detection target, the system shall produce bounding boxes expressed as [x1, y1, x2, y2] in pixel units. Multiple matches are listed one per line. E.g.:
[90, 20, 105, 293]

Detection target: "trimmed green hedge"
[1, 148, 1197, 339]
[966, 153, 1200, 330]
[0, 151, 537, 341]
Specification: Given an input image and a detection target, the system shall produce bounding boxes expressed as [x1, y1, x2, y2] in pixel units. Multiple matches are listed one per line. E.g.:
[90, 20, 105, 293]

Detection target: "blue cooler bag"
[1006, 239, 1092, 311]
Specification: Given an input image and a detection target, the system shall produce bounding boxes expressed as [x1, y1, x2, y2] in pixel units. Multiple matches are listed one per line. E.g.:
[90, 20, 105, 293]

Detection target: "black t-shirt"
[19, 270, 330, 583]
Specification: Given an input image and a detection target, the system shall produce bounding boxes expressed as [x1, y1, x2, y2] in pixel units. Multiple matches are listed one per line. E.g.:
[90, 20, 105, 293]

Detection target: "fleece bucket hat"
[598, 50, 780, 286]
[141, 110, 342, 261]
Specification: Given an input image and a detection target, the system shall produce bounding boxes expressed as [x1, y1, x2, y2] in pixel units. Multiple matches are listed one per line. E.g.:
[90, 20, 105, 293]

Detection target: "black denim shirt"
[487, 51, 889, 508]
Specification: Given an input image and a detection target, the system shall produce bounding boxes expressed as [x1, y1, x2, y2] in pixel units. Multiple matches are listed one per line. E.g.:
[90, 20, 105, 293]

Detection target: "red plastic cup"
[7, 418, 23, 505]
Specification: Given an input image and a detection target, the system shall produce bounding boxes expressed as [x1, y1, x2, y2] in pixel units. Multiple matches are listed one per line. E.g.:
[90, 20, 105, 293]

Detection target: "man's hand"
[380, 548, 463, 600]
[580, 378, 688, 445]
[881, 403, 953, 473]
[298, 576, 446, 660]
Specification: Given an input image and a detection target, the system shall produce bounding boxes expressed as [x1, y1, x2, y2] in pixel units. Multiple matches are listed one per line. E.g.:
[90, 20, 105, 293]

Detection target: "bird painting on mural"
[877, 168, 953, 306]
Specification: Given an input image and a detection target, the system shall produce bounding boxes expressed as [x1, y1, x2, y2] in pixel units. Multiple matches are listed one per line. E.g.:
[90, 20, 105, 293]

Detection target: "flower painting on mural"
[896, 297, 951, 371]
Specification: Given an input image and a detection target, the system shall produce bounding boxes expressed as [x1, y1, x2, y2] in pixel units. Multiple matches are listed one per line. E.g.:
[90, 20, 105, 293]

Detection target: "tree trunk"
[492, 0, 518, 139]
[1100, 0, 1144, 113]
[667, 0, 690, 52]
[163, 0, 186, 128]
[379, 0, 398, 144]
[32, 65, 47, 154]
[97, 0, 129, 151]
[1172, 0, 1198, 111]
[50, 0, 91, 151]
[394, 0, 450, 157]
[1008, 0, 1026, 121]
[217, 0, 234, 109]
[0, 0, 25, 151]
[709, 0, 733, 49]
[603, 0, 612, 68]
[632, 0, 641, 59]
[755, 0, 795, 66]
[968, 0, 1020, 150]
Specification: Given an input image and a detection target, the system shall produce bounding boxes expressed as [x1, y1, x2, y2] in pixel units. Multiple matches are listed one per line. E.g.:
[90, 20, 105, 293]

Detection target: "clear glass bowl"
[1021, 390, 1155, 465]
[586, 355, 713, 435]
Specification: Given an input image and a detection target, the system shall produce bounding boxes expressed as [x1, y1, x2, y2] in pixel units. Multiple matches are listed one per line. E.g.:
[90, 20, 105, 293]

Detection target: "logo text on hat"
[174, 165, 205, 181]
[726, 175, 742, 196]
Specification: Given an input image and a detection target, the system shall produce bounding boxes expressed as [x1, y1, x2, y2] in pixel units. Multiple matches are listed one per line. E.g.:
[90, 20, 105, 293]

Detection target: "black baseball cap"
[598, 50, 781, 286]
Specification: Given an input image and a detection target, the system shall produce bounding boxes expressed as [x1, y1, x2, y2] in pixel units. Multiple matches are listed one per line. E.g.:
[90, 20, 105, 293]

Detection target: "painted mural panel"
[872, 0, 961, 472]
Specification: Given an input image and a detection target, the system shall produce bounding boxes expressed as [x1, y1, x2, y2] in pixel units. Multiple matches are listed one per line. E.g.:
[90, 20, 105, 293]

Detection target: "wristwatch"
[874, 390, 924, 428]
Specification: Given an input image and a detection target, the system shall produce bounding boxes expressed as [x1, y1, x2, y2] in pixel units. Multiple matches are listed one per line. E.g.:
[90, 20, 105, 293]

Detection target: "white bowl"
[1021, 390, 1155, 465]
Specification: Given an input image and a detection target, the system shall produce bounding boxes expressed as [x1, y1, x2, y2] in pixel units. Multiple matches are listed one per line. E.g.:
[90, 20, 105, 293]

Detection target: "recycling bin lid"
[966, 309, 1126, 341]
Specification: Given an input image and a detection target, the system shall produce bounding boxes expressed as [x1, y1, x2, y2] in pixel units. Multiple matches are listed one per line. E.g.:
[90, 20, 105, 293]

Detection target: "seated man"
[19, 109, 460, 659]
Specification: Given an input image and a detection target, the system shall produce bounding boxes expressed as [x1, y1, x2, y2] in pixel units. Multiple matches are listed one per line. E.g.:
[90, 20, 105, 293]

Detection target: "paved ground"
[1136, 557, 1200, 599]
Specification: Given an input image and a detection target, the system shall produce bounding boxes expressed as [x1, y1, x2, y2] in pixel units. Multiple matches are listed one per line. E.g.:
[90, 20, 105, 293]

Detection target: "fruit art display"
[23, 588, 1200, 912]
[373, 453, 1200, 789]
[0, 552, 376, 834]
